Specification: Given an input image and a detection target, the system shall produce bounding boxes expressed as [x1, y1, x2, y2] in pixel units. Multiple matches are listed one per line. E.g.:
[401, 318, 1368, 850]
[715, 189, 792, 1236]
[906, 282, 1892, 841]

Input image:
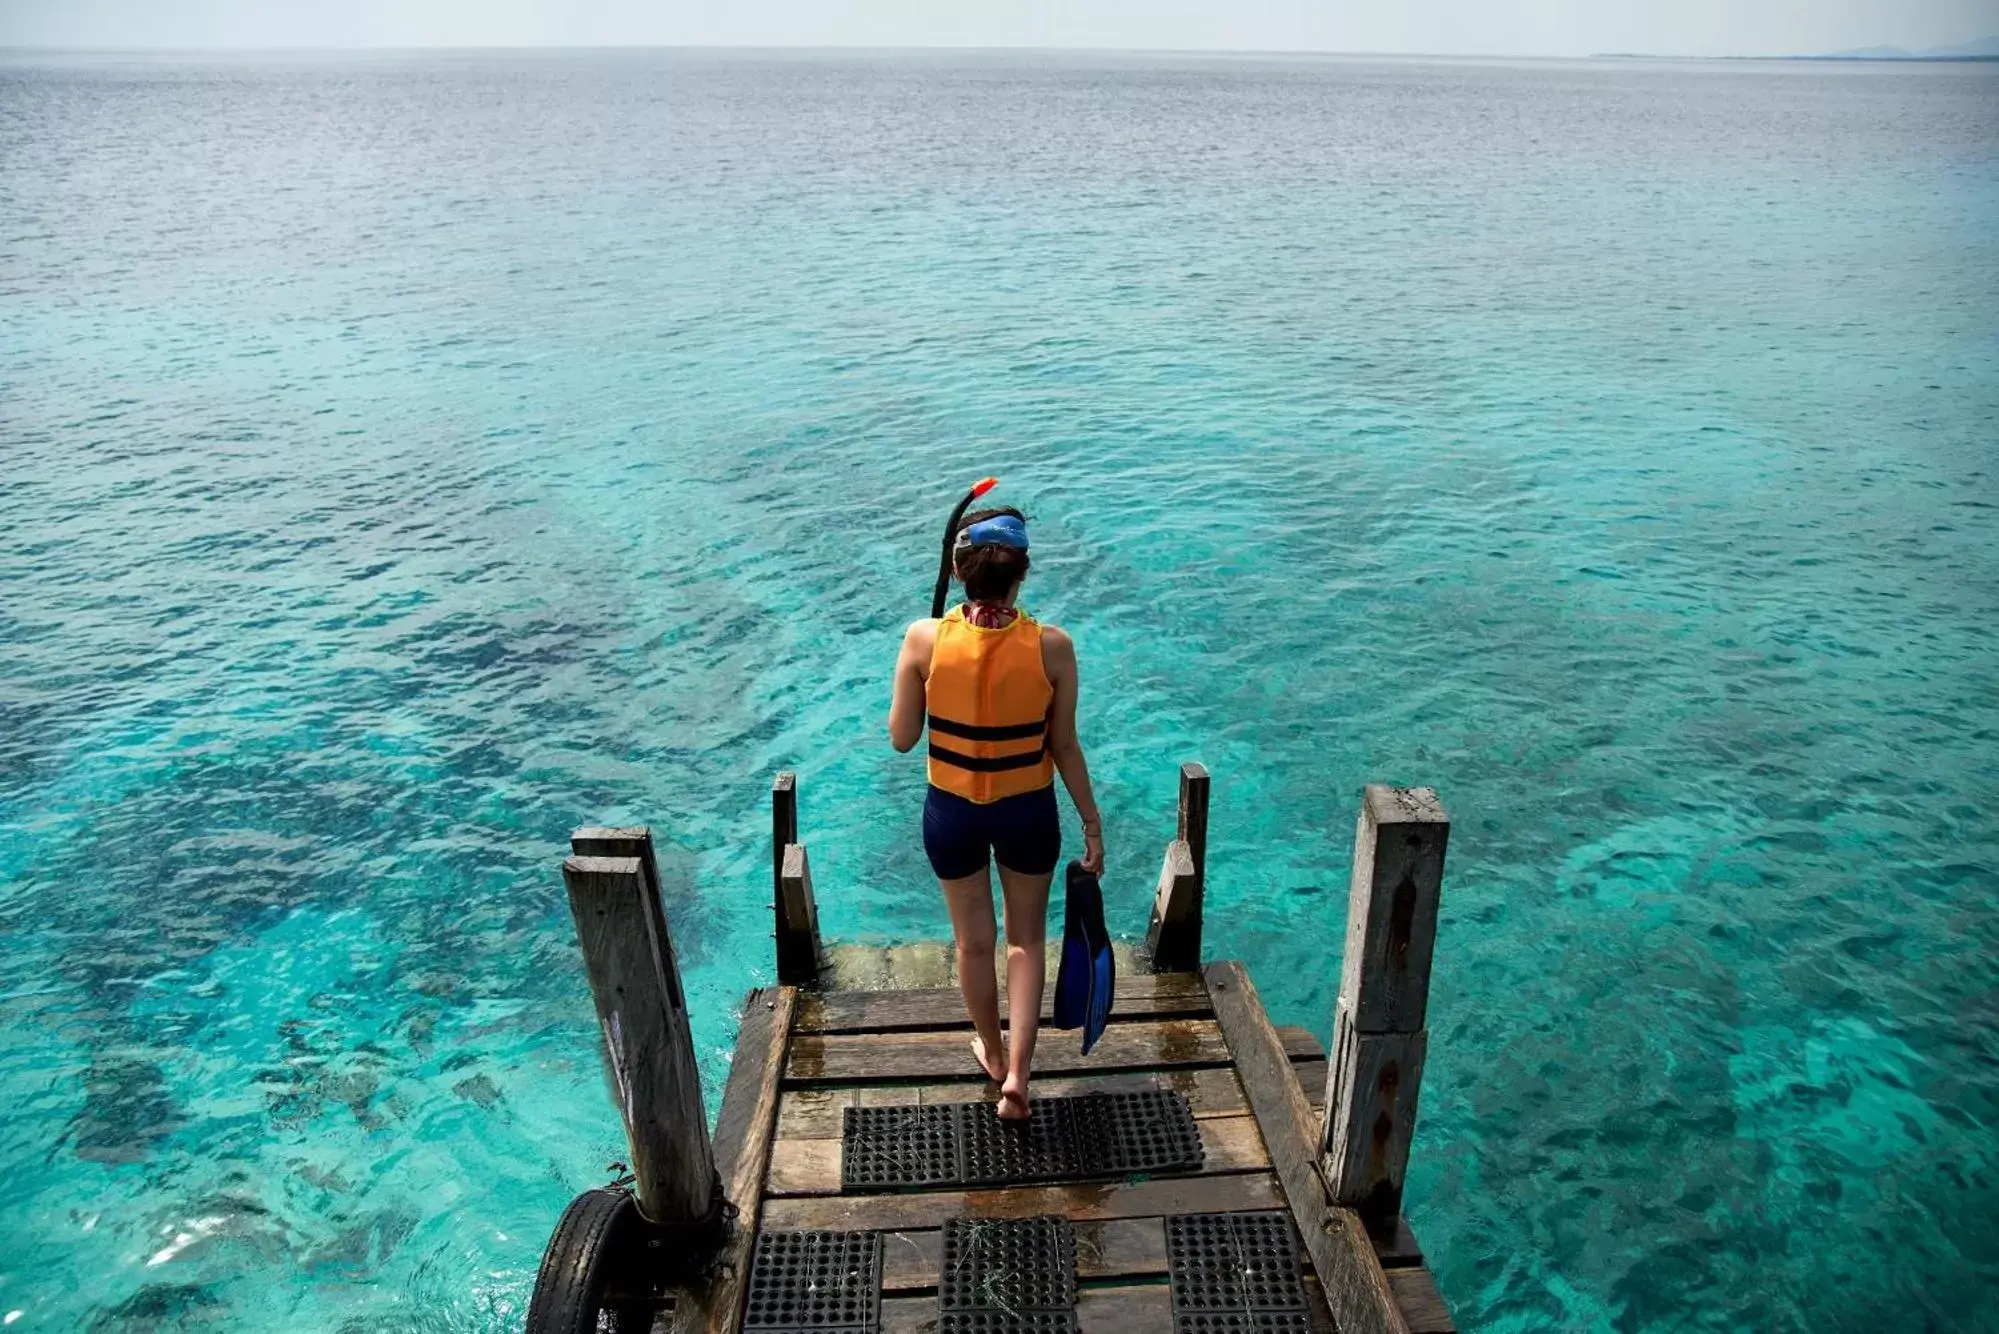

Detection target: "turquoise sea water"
[2, 49, 1996, 1332]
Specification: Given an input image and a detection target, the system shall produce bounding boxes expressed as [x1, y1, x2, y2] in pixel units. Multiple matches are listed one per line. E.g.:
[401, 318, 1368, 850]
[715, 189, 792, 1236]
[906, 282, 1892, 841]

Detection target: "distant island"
[1598, 36, 1999, 61]
[1808, 36, 1999, 60]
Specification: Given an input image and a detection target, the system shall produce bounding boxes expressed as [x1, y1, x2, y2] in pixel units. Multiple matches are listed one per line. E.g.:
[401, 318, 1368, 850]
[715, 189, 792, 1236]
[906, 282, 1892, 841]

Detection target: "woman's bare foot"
[997, 1074, 1030, 1121]
[970, 1035, 1006, 1083]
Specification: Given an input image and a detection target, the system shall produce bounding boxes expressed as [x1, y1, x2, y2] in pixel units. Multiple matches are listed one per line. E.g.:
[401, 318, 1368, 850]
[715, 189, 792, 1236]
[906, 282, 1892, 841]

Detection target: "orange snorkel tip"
[971, 476, 998, 499]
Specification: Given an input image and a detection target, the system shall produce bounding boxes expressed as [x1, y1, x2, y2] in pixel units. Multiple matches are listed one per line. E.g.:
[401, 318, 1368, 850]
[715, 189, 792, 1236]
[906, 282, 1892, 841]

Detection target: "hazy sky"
[3, 0, 1996, 57]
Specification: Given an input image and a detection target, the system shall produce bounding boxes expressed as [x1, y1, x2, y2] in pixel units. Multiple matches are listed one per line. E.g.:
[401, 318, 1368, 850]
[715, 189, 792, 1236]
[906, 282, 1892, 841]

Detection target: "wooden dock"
[526, 771, 1457, 1334]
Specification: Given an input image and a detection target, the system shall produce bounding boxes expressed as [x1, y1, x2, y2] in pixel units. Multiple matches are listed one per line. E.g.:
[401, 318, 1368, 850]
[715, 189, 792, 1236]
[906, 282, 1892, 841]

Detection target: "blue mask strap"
[956, 515, 1029, 551]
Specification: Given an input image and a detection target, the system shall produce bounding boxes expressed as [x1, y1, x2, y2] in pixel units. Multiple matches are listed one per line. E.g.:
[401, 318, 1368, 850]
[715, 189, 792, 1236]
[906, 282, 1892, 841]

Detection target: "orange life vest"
[925, 605, 1056, 803]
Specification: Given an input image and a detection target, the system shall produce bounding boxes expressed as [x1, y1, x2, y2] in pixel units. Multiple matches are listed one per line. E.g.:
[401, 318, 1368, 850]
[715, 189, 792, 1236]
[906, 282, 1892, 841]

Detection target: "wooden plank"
[875, 1216, 1344, 1324]
[821, 942, 959, 992]
[822, 940, 1151, 993]
[795, 972, 1212, 1034]
[774, 1064, 1328, 1139]
[1323, 785, 1448, 1219]
[1295, 1059, 1327, 1102]
[760, 1169, 1286, 1233]
[776, 842, 822, 987]
[785, 1018, 1322, 1084]
[712, 988, 796, 1204]
[559, 851, 716, 1225]
[883, 1280, 1346, 1334]
[1204, 961, 1410, 1334]
[1388, 1265, 1457, 1333]
[674, 985, 796, 1334]
[1145, 839, 1201, 973]
[788, 1018, 1228, 1082]
[1368, 1212, 1426, 1267]
[883, 1283, 1175, 1334]
[877, 1216, 1166, 1292]
[1071, 1283, 1172, 1333]
[765, 1113, 1270, 1196]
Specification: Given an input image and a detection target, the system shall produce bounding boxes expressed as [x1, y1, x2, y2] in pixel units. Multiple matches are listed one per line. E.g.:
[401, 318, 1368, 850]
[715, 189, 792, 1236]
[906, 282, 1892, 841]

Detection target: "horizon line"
[0, 41, 1943, 62]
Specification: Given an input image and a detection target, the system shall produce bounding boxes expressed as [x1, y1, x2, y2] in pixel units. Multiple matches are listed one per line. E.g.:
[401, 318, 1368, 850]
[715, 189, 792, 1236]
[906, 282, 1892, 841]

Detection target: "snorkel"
[931, 476, 999, 618]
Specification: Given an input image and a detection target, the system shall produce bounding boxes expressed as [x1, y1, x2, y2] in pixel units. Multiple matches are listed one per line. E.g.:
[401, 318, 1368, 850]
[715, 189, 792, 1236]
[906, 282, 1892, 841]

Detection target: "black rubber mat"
[1166, 1211, 1308, 1312]
[939, 1216, 1078, 1312]
[1084, 1088, 1205, 1175]
[936, 1216, 1079, 1334]
[742, 1229, 883, 1332]
[1171, 1314, 1315, 1333]
[840, 1104, 961, 1190]
[937, 1312, 1080, 1333]
[1167, 1211, 1317, 1334]
[958, 1102, 1079, 1187]
[840, 1091, 1204, 1191]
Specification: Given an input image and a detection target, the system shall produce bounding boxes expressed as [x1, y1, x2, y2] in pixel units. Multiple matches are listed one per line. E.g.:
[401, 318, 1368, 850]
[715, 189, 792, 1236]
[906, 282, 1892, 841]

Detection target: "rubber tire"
[525, 1187, 644, 1334]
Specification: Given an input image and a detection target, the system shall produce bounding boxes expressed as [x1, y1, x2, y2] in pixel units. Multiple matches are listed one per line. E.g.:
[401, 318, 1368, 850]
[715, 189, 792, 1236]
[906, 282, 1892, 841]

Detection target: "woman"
[887, 506, 1104, 1121]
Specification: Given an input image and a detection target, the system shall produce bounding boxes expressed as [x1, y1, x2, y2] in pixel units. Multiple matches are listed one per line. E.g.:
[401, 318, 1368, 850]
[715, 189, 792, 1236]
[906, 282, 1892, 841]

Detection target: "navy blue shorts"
[922, 784, 1062, 880]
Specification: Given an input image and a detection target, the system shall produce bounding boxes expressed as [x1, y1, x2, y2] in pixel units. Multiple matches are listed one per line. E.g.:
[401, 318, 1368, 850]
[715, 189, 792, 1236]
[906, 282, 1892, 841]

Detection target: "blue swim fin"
[1085, 908, 1114, 1056]
[1052, 864, 1093, 1032]
[1062, 861, 1115, 1055]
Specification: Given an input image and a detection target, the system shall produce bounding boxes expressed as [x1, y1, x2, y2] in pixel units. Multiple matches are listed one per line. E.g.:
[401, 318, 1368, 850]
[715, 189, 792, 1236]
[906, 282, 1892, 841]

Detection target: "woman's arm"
[1041, 626, 1104, 874]
[887, 620, 935, 753]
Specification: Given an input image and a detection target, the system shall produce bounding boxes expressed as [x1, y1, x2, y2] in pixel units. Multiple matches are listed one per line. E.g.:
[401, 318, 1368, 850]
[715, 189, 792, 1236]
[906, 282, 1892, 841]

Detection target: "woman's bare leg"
[995, 863, 1054, 1119]
[941, 867, 1006, 1081]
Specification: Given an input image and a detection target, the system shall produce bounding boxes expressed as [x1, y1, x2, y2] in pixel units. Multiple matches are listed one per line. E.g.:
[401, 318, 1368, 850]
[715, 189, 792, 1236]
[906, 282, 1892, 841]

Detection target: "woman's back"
[925, 605, 1056, 804]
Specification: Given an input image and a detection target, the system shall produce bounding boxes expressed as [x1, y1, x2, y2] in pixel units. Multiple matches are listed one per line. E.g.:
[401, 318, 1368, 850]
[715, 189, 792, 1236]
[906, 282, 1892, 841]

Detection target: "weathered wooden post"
[563, 827, 722, 1233]
[770, 771, 821, 986]
[776, 843, 823, 986]
[1147, 761, 1209, 972]
[1320, 786, 1449, 1222]
[772, 771, 797, 907]
[1177, 760, 1209, 885]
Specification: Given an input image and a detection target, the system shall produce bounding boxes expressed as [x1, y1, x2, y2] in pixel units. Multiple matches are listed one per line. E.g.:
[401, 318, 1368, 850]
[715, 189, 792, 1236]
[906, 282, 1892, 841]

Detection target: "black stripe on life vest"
[929, 742, 1048, 773]
[926, 713, 1047, 743]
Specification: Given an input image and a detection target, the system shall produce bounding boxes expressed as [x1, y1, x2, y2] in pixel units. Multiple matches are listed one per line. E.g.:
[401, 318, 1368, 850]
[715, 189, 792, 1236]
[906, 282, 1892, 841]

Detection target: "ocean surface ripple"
[1, 50, 1995, 1332]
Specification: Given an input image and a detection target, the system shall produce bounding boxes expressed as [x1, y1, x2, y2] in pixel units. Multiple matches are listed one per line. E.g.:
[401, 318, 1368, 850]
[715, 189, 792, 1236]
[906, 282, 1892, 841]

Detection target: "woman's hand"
[1079, 823, 1105, 875]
